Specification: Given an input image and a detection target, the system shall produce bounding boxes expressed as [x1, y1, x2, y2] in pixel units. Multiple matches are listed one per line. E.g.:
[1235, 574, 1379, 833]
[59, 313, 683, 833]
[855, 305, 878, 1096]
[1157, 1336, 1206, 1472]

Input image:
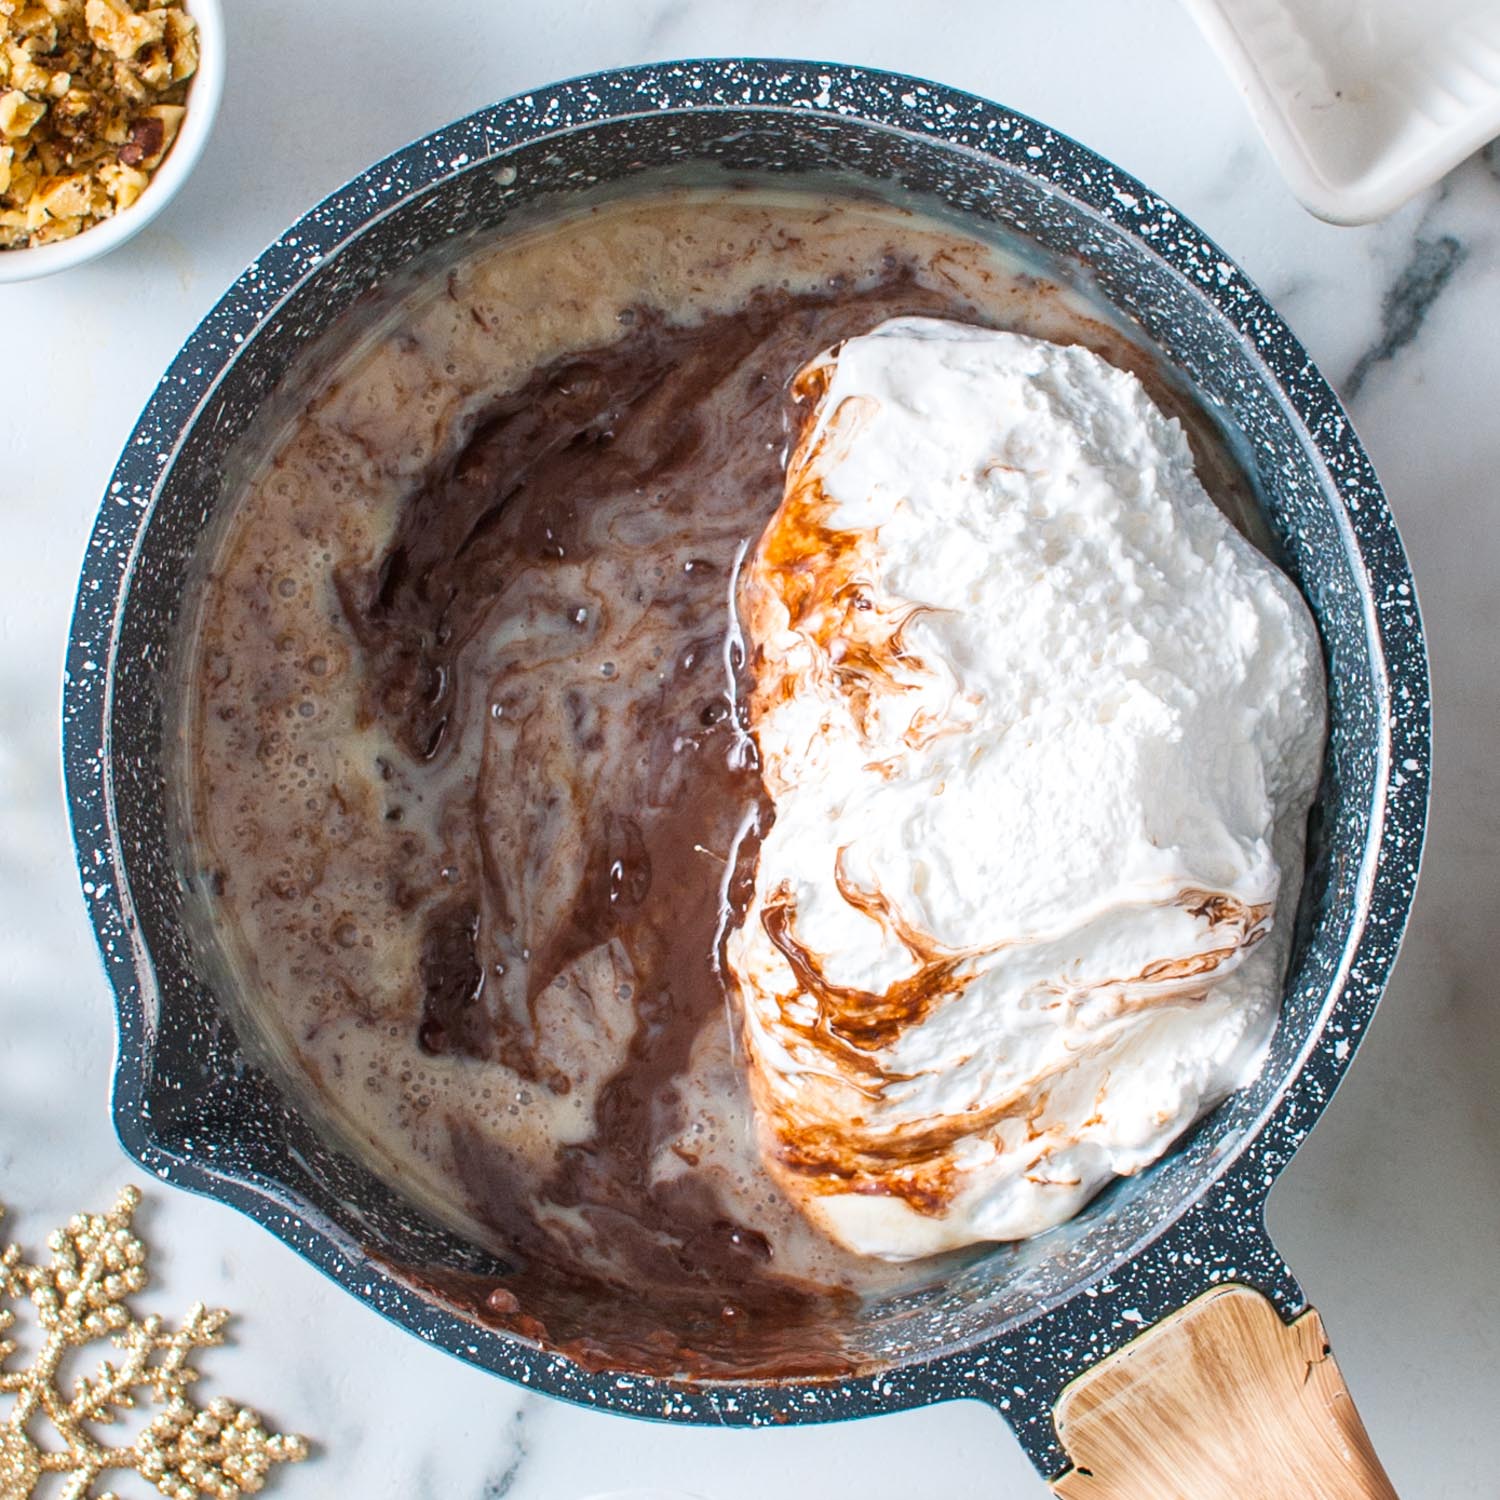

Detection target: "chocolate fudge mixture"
[178, 188, 1258, 1375]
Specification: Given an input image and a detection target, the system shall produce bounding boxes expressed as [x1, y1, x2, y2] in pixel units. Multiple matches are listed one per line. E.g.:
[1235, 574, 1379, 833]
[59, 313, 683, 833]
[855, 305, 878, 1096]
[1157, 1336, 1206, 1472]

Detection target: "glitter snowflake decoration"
[0, 1187, 308, 1499]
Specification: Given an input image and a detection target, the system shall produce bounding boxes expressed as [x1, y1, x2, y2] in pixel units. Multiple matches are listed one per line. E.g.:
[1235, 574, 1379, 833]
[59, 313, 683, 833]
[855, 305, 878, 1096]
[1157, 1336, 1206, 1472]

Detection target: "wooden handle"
[1050, 1284, 1397, 1500]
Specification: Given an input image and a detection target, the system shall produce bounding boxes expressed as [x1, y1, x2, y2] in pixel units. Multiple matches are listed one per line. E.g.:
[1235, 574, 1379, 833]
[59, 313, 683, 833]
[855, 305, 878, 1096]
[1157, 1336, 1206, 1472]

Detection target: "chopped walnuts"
[0, 0, 198, 250]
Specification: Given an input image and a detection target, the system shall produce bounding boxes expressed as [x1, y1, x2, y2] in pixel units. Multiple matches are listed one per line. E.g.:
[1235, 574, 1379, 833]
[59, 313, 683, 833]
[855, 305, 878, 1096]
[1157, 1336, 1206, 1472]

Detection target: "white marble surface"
[2, 2, 1498, 1495]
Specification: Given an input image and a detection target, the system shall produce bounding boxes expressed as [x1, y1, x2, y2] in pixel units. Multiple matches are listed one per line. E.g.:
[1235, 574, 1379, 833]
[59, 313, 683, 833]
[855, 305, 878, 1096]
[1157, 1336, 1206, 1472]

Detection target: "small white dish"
[0, 0, 224, 284]
[1183, 0, 1500, 223]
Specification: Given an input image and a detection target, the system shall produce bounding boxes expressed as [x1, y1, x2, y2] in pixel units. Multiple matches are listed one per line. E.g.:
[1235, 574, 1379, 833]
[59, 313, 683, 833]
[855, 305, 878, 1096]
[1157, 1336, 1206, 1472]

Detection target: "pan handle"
[1046, 1282, 1397, 1498]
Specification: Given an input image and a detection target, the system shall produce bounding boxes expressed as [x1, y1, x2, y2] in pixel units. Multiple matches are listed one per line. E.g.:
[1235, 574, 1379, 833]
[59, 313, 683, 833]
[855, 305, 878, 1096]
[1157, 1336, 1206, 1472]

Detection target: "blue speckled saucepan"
[62, 60, 1429, 1485]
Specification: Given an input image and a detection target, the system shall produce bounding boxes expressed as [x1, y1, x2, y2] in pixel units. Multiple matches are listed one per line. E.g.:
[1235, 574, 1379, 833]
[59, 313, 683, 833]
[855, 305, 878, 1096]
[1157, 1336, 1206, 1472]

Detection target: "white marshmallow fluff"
[725, 317, 1326, 1260]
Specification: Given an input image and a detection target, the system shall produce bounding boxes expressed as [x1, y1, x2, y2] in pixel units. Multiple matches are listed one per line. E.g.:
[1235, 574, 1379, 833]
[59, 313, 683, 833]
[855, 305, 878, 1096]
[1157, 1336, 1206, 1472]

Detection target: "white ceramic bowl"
[1181, 0, 1500, 223]
[0, 0, 223, 284]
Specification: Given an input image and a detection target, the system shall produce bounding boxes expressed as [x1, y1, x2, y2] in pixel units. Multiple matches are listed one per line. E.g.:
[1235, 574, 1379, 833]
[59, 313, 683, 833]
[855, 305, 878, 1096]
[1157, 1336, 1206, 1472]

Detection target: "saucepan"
[63, 60, 1429, 1495]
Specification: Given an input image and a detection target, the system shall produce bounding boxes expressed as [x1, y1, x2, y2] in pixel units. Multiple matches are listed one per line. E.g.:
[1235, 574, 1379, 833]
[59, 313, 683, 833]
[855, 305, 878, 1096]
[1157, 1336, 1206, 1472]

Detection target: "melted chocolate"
[330, 274, 980, 1370]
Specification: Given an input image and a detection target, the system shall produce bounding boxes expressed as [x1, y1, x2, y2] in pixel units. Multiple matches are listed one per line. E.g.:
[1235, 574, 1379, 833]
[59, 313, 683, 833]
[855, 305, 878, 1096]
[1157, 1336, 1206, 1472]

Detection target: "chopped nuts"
[0, 0, 197, 250]
[0, 87, 45, 135]
[96, 153, 143, 205]
[85, 0, 166, 59]
[117, 97, 175, 164]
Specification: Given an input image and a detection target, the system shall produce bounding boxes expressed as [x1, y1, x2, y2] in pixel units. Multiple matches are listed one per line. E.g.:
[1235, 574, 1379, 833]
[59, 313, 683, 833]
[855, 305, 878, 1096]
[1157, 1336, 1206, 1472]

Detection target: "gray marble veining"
[1344, 226, 1469, 397]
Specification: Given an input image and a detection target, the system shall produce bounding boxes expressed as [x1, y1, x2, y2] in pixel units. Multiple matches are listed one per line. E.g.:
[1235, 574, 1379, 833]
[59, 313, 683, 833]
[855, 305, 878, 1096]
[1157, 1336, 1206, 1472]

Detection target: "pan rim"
[61, 54, 1430, 1454]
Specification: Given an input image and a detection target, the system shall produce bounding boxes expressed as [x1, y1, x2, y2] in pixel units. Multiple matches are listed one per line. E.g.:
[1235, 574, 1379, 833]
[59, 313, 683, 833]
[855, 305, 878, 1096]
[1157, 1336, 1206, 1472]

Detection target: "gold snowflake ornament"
[0, 1187, 308, 1499]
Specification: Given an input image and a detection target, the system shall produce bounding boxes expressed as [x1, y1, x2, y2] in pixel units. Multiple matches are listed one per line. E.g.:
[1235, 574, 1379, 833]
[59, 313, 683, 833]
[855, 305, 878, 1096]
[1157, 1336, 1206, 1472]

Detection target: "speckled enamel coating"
[61, 60, 1430, 1479]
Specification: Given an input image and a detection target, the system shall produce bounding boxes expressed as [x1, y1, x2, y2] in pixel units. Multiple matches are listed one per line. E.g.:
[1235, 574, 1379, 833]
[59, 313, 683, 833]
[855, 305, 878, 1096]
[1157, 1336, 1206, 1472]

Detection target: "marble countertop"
[3, 1, 1497, 1495]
